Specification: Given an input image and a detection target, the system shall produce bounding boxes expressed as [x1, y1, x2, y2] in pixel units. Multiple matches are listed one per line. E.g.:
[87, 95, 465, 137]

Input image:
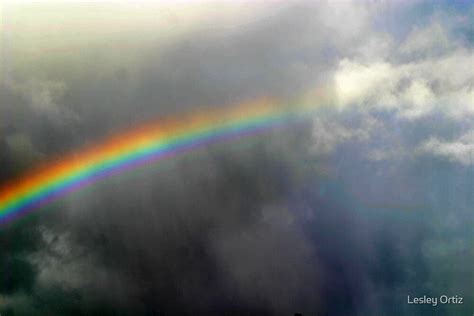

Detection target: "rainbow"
[0, 98, 314, 225]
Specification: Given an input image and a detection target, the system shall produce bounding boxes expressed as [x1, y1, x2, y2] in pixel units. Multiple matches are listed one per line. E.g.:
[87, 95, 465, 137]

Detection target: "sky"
[0, 1, 473, 315]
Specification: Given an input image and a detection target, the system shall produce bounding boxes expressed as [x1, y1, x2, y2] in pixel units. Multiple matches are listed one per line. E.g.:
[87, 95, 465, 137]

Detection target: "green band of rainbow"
[0, 98, 312, 225]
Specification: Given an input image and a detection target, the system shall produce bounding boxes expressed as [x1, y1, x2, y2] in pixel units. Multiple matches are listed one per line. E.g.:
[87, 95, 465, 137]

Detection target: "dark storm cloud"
[53, 4, 342, 142]
[33, 6, 360, 313]
[1, 4, 340, 315]
[135, 5, 335, 113]
[51, 132, 320, 315]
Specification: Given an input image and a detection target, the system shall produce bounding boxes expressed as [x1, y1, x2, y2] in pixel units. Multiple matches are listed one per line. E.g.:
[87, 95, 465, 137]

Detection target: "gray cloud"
[1, 1, 473, 316]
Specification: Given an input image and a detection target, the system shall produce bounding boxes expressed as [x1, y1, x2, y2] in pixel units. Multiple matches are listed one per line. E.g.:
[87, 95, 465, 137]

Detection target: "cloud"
[419, 131, 474, 165]
[311, 115, 378, 154]
[334, 22, 474, 121]
[12, 80, 67, 115]
[334, 49, 473, 120]
[1, 1, 473, 315]
[326, 16, 473, 167]
[399, 22, 453, 58]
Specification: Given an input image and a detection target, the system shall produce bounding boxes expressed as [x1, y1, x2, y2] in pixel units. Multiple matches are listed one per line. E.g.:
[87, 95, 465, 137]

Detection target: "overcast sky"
[0, 1, 473, 315]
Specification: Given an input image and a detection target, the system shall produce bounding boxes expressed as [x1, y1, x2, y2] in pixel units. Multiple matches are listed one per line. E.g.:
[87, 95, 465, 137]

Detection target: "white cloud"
[334, 30, 473, 121]
[317, 18, 473, 165]
[399, 79, 436, 119]
[334, 60, 399, 110]
[419, 132, 474, 165]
